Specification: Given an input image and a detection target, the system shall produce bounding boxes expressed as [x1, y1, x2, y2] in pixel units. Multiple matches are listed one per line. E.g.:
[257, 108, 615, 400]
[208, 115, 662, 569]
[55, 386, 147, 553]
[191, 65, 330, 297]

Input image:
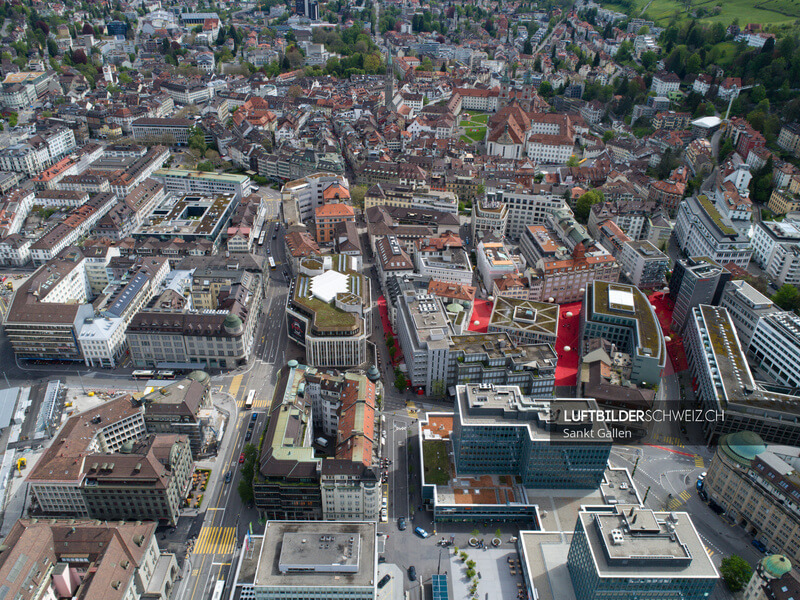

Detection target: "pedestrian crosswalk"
[229, 374, 243, 399]
[667, 490, 692, 511]
[694, 455, 705, 468]
[655, 435, 684, 448]
[704, 545, 714, 557]
[194, 527, 237, 555]
[407, 401, 417, 418]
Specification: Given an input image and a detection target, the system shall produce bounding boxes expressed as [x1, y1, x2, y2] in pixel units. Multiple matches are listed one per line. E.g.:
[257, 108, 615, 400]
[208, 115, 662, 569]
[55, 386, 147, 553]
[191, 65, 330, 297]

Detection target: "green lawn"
[459, 119, 471, 126]
[422, 440, 450, 485]
[471, 114, 488, 124]
[464, 127, 486, 142]
[603, 0, 796, 25]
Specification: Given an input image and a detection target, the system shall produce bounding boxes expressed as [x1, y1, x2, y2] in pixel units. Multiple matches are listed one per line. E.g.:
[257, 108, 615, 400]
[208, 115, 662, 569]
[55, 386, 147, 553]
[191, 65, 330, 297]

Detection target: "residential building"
[567, 506, 718, 600]
[669, 257, 731, 332]
[476, 240, 521, 290]
[254, 363, 322, 520]
[743, 555, 800, 600]
[719, 280, 780, 347]
[488, 296, 559, 346]
[778, 123, 800, 158]
[471, 195, 509, 242]
[673, 195, 753, 269]
[452, 384, 611, 488]
[414, 233, 473, 286]
[315, 203, 355, 244]
[522, 210, 620, 303]
[447, 333, 557, 396]
[133, 193, 238, 249]
[582, 281, 666, 387]
[375, 235, 415, 291]
[245, 521, 377, 600]
[749, 312, 800, 388]
[705, 431, 800, 563]
[131, 118, 194, 145]
[651, 71, 682, 96]
[364, 183, 458, 214]
[618, 240, 668, 289]
[78, 315, 127, 368]
[25, 396, 187, 519]
[395, 290, 451, 396]
[4, 248, 93, 362]
[281, 173, 350, 224]
[0, 519, 178, 600]
[286, 255, 371, 368]
[127, 267, 261, 370]
[752, 219, 800, 287]
[140, 371, 212, 458]
[153, 168, 252, 199]
[487, 185, 567, 240]
[684, 304, 800, 446]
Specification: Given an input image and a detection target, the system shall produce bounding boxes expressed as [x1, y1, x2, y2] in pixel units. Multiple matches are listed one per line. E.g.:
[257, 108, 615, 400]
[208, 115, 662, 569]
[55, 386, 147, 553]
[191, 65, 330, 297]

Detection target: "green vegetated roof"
[698, 195, 737, 236]
[422, 439, 450, 486]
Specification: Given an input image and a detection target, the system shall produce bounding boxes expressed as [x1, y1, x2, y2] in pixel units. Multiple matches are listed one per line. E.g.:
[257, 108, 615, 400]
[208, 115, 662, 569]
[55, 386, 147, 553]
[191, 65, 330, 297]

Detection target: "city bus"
[155, 370, 176, 380]
[245, 390, 255, 410]
[258, 231, 266, 246]
[131, 370, 155, 380]
[268, 257, 276, 270]
[210, 580, 225, 600]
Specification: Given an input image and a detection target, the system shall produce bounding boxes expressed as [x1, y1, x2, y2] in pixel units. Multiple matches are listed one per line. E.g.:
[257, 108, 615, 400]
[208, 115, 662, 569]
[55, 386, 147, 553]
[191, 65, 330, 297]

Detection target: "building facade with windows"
[452, 384, 611, 488]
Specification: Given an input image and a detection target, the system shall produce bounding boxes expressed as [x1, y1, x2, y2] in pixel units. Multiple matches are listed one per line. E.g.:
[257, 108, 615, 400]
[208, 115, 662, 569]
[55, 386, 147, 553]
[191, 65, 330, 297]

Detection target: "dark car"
[698, 490, 708, 502]
[224, 470, 232, 483]
[696, 480, 704, 490]
[398, 516, 406, 531]
[752, 539, 768, 553]
[245, 430, 252, 441]
[408, 566, 417, 581]
[377, 574, 391, 589]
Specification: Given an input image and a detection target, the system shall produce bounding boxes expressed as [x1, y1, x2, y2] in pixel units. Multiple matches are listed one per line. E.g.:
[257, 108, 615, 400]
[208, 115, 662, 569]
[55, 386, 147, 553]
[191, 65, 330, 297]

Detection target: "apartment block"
[414, 233, 473, 286]
[582, 281, 666, 386]
[618, 240, 668, 289]
[674, 195, 753, 268]
[0, 519, 178, 600]
[153, 168, 251, 199]
[719, 280, 780, 347]
[395, 290, 451, 396]
[486, 185, 566, 240]
[471, 196, 508, 242]
[752, 219, 800, 287]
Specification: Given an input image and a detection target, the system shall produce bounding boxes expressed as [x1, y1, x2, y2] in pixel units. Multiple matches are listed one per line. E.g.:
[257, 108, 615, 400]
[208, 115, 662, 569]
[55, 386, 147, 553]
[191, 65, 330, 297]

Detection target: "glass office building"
[568, 507, 718, 600]
[451, 384, 612, 489]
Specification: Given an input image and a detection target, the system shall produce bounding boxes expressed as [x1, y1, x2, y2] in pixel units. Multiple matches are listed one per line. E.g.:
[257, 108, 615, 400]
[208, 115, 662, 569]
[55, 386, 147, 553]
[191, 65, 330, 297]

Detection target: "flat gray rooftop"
[579, 506, 719, 578]
[519, 532, 576, 600]
[255, 521, 376, 589]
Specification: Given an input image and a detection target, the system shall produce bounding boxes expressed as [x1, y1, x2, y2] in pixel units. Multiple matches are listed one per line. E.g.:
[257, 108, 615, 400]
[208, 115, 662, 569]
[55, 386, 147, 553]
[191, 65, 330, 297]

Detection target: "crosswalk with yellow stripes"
[704, 545, 714, 557]
[694, 455, 705, 468]
[657, 435, 684, 448]
[406, 401, 417, 418]
[228, 374, 243, 399]
[667, 490, 692, 511]
[194, 527, 237, 555]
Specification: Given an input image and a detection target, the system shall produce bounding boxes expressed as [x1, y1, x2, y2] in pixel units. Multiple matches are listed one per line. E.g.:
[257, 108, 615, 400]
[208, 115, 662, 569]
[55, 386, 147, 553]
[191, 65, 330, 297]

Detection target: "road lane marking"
[194, 527, 237, 554]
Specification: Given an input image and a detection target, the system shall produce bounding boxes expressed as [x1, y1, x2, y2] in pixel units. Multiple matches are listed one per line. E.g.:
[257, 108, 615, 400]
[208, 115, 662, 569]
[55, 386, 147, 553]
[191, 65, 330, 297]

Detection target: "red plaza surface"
[467, 299, 493, 333]
[555, 302, 581, 387]
[647, 290, 688, 374]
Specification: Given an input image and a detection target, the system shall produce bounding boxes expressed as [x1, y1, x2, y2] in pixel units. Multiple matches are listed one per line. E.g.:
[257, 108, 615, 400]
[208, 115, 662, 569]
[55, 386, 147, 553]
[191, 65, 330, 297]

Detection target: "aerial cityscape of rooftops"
[2, 0, 800, 598]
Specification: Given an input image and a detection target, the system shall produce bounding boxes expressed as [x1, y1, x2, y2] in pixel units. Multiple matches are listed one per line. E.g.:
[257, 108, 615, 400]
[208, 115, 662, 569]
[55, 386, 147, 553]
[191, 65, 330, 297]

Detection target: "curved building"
[286, 254, 371, 367]
[705, 431, 800, 563]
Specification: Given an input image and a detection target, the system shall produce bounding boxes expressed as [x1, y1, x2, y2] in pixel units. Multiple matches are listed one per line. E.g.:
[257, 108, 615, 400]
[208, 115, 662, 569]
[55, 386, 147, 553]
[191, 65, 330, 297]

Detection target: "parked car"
[239, 452, 245, 463]
[698, 490, 708, 502]
[414, 527, 429, 539]
[696, 480, 704, 490]
[408, 566, 417, 581]
[377, 574, 391, 589]
[251, 412, 258, 421]
[752, 539, 768, 553]
[398, 517, 406, 531]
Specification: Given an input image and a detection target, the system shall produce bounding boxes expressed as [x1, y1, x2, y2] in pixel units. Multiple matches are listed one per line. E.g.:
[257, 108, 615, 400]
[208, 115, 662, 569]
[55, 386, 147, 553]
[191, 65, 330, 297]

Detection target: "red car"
[239, 452, 245, 463]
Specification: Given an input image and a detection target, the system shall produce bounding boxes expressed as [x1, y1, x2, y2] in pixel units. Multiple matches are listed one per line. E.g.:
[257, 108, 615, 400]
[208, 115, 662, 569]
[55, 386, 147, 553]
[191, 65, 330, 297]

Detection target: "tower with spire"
[385, 52, 395, 109]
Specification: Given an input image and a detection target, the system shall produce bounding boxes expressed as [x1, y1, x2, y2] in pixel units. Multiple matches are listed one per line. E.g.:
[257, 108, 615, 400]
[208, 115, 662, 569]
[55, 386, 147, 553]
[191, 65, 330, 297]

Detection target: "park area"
[604, 0, 797, 25]
[459, 111, 488, 144]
